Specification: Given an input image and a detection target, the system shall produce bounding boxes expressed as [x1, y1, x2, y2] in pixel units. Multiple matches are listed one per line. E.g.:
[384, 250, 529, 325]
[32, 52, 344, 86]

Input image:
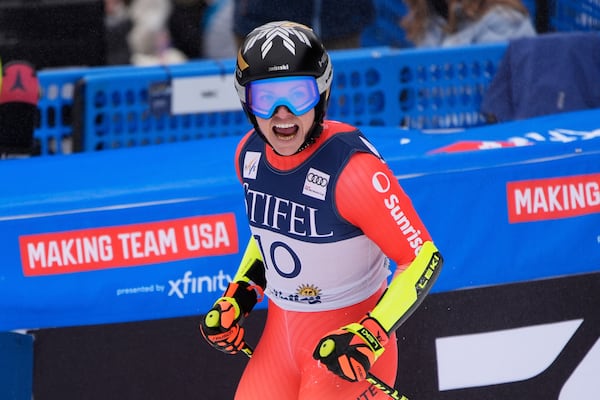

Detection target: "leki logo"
[507, 173, 600, 223]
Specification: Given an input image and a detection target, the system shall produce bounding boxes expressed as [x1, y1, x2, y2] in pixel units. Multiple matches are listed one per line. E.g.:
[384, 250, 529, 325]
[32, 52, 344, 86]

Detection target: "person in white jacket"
[127, 0, 187, 65]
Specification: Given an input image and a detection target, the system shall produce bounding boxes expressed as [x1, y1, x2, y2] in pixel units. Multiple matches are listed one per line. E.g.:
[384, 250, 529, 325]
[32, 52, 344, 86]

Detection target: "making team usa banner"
[19, 214, 238, 276]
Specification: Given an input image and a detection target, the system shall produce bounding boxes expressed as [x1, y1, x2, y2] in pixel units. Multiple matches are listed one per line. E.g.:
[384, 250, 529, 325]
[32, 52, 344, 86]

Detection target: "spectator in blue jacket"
[233, 0, 375, 49]
[401, 0, 536, 47]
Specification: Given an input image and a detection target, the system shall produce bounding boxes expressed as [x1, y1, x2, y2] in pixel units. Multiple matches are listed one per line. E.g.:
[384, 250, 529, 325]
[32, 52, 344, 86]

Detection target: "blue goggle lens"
[247, 76, 320, 119]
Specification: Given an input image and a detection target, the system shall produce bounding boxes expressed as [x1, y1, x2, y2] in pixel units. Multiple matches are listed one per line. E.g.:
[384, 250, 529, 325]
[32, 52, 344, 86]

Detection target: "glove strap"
[344, 316, 388, 358]
[218, 281, 263, 317]
[360, 315, 389, 347]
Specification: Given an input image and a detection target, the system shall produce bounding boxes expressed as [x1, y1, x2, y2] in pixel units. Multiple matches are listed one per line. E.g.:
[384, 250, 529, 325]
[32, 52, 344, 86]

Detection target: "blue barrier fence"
[37, 65, 142, 155]
[0, 332, 32, 400]
[35, 43, 507, 155]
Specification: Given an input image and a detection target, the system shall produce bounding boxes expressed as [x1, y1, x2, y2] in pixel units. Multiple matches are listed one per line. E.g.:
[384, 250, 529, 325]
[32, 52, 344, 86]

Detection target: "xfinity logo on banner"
[167, 269, 232, 299]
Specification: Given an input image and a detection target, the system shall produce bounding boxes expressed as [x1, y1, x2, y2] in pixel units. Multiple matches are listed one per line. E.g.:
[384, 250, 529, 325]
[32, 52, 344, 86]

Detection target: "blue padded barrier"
[2, 109, 599, 330]
[0, 332, 33, 400]
[72, 44, 507, 152]
[552, 0, 600, 31]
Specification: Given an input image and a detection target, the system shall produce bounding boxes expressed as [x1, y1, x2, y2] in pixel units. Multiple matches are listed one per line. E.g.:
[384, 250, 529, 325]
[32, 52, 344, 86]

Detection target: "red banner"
[507, 173, 600, 223]
[19, 213, 239, 276]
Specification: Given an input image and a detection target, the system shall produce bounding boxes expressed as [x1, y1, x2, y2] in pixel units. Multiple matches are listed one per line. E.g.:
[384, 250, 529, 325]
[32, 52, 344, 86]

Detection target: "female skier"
[200, 20, 443, 399]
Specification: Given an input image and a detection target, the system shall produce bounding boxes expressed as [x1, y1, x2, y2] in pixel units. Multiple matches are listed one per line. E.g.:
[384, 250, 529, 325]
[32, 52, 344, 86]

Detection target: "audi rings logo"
[307, 172, 328, 186]
[303, 168, 330, 201]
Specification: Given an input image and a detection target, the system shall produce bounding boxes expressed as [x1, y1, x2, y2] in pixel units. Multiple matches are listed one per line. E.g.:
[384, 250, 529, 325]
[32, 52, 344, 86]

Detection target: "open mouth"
[273, 123, 298, 140]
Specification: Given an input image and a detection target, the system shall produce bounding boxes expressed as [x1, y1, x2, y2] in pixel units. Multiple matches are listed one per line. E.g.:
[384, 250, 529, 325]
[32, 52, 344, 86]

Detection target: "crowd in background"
[0, 0, 541, 157]
[104, 0, 537, 66]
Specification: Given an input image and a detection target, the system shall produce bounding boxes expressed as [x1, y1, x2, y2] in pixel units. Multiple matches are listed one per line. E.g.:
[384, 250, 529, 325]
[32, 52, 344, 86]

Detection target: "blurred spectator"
[127, 0, 187, 65]
[233, 0, 375, 50]
[0, 61, 40, 158]
[168, 0, 208, 59]
[105, 0, 132, 65]
[481, 31, 600, 122]
[401, 0, 536, 47]
[202, 0, 237, 59]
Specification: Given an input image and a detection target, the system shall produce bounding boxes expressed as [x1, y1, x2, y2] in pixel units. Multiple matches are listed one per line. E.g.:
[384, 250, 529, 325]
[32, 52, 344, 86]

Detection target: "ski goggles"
[246, 76, 320, 119]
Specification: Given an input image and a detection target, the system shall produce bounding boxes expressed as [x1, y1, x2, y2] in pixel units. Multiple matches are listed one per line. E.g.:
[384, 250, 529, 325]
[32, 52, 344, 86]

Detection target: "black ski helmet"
[234, 21, 333, 148]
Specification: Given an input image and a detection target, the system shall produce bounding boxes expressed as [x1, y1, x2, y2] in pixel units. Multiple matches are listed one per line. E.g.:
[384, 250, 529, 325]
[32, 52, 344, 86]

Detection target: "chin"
[275, 146, 298, 156]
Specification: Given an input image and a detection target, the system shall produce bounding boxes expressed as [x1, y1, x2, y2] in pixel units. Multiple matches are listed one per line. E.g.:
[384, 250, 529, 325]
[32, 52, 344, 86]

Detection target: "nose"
[273, 105, 294, 117]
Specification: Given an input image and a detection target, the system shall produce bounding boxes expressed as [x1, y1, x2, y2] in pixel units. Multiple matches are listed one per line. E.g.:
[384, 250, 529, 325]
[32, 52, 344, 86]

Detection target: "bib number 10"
[254, 235, 301, 279]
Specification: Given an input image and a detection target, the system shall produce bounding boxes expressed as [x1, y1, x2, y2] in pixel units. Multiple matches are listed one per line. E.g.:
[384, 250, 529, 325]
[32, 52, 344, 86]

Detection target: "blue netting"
[35, 44, 507, 154]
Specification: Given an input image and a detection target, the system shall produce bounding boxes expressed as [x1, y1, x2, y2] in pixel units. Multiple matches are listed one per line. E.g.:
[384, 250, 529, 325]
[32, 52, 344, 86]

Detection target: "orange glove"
[313, 316, 389, 382]
[199, 281, 262, 355]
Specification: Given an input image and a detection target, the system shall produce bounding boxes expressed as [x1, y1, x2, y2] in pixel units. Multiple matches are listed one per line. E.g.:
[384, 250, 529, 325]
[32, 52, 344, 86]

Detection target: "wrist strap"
[344, 321, 386, 357]
[222, 281, 262, 316]
[359, 315, 389, 346]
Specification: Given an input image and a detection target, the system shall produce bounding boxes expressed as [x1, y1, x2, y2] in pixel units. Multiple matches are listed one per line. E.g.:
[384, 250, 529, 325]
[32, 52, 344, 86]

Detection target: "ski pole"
[366, 373, 409, 400]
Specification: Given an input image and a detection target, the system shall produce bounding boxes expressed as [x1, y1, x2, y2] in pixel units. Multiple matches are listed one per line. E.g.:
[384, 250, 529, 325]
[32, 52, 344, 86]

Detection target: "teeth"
[277, 135, 294, 141]
[273, 122, 297, 141]
[275, 132, 295, 141]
